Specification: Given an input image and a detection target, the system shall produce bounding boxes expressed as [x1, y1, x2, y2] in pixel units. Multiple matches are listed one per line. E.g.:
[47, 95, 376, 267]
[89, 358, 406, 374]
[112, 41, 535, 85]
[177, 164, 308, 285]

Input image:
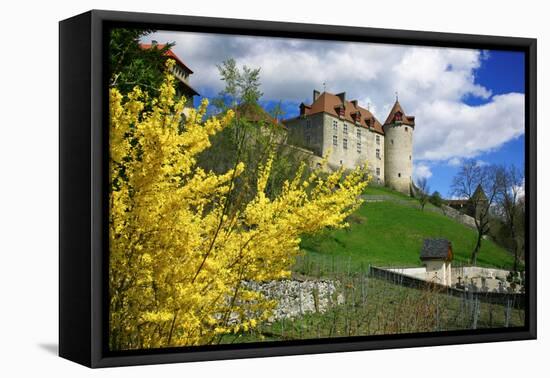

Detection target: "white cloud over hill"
[145, 31, 525, 163]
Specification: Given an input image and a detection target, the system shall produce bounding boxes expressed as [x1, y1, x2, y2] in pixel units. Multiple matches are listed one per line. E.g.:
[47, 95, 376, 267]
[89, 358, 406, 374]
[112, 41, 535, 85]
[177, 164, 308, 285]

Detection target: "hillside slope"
[299, 186, 515, 272]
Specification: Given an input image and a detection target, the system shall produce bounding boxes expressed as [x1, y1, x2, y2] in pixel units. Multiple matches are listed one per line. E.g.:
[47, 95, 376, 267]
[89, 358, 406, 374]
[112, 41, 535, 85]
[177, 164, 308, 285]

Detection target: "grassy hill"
[298, 185, 515, 272]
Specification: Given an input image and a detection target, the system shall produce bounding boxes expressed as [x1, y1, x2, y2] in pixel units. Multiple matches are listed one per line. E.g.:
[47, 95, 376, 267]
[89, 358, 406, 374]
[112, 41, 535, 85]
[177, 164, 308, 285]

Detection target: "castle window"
[343, 124, 348, 134]
[343, 138, 348, 150]
[409, 155, 411, 160]
[405, 127, 408, 132]
[332, 120, 338, 131]
[376, 167, 380, 176]
[376, 148, 380, 159]
[376, 135, 380, 145]
[357, 128, 361, 139]
[357, 141, 362, 153]
[398, 173, 401, 178]
[305, 134, 311, 145]
[391, 139, 394, 145]
[333, 135, 338, 146]
[395, 112, 403, 122]
[306, 118, 311, 128]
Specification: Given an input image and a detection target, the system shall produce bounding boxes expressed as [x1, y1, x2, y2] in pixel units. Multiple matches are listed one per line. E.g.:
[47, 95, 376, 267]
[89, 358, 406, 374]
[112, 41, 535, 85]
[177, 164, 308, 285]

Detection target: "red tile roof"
[300, 91, 385, 134]
[139, 43, 194, 74]
[383, 100, 415, 126]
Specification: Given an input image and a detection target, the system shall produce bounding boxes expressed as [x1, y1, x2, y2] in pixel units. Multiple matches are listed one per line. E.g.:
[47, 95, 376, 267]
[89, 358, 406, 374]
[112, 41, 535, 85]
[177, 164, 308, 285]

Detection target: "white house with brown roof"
[283, 90, 415, 195]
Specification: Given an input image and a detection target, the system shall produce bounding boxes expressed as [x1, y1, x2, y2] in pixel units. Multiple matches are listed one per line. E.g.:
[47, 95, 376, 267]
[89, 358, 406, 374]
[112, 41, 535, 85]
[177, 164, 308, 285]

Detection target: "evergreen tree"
[109, 28, 174, 95]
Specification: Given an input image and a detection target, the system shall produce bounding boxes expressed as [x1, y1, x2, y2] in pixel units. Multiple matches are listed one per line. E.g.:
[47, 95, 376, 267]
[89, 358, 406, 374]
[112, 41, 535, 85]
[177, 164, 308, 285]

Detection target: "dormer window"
[352, 111, 361, 124]
[394, 111, 403, 122]
[335, 105, 345, 118]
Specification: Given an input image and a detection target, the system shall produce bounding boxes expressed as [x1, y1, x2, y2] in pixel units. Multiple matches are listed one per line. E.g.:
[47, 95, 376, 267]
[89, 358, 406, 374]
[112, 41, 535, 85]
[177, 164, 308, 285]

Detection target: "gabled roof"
[139, 43, 194, 74]
[420, 239, 453, 261]
[472, 184, 488, 202]
[297, 91, 385, 134]
[383, 100, 415, 127]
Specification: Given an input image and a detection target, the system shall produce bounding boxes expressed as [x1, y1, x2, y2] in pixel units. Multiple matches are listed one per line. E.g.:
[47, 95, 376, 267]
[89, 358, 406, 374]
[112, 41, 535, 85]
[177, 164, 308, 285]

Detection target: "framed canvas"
[59, 10, 537, 368]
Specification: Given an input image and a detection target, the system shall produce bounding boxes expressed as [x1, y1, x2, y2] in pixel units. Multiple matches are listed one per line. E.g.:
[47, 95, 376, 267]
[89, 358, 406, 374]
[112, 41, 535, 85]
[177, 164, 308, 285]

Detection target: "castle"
[283, 90, 416, 195]
[141, 44, 416, 195]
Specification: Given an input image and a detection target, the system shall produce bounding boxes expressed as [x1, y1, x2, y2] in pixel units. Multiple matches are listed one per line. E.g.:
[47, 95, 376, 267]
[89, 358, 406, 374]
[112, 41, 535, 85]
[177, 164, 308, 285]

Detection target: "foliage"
[415, 177, 430, 211]
[199, 58, 310, 203]
[108, 61, 370, 350]
[494, 165, 525, 272]
[212, 58, 263, 109]
[109, 28, 174, 95]
[429, 191, 443, 207]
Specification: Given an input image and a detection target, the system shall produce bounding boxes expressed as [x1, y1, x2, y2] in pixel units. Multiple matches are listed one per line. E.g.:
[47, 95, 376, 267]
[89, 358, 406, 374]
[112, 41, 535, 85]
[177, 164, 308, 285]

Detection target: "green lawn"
[299, 187, 515, 272]
[362, 184, 413, 199]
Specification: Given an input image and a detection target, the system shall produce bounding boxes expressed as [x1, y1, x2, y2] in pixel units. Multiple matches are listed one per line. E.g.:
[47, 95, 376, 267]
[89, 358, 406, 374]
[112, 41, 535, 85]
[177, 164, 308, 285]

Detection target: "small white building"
[420, 239, 453, 286]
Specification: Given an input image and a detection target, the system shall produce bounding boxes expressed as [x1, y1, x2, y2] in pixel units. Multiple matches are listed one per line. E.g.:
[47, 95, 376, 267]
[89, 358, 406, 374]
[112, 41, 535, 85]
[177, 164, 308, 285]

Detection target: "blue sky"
[144, 31, 526, 197]
[428, 50, 525, 196]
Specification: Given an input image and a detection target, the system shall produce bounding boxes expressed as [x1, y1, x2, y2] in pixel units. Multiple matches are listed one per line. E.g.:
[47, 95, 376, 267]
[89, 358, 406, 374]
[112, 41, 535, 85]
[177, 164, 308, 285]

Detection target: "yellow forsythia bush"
[109, 60, 370, 350]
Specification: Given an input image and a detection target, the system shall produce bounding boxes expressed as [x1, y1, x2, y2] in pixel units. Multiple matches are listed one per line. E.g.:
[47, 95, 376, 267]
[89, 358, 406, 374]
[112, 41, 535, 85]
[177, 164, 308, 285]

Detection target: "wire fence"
[233, 254, 525, 343]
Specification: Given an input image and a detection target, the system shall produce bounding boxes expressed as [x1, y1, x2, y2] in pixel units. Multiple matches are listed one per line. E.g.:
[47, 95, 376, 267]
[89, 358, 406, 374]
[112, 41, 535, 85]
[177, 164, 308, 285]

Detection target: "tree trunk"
[511, 228, 518, 272]
[471, 231, 483, 265]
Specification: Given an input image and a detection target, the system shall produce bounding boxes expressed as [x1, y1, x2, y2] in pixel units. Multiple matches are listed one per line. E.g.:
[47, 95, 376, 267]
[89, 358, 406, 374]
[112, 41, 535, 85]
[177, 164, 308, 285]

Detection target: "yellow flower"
[108, 62, 369, 350]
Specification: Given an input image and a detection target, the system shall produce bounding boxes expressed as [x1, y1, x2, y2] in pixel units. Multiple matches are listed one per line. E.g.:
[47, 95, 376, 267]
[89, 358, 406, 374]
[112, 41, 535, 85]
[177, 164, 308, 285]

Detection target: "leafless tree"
[495, 165, 525, 271]
[451, 160, 500, 265]
[416, 177, 430, 211]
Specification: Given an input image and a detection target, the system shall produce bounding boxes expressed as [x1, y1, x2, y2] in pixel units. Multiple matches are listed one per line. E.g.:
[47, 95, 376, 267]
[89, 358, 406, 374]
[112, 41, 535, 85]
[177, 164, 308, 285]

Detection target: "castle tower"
[383, 98, 415, 195]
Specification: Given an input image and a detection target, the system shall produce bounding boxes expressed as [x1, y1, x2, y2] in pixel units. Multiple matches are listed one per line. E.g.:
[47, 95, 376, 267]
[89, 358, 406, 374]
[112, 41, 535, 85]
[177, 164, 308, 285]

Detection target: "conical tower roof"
[383, 99, 415, 126]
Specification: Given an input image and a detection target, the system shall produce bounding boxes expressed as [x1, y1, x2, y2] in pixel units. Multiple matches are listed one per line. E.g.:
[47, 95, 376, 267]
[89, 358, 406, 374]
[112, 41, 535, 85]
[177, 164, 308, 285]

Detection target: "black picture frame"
[59, 9, 537, 368]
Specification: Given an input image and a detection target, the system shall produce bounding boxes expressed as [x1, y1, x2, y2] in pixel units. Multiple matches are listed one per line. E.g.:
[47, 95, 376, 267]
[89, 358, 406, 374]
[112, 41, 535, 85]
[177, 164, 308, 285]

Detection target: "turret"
[383, 99, 415, 195]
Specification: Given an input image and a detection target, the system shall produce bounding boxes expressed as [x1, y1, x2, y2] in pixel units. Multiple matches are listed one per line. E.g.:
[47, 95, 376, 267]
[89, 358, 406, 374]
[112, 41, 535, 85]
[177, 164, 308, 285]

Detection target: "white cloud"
[448, 157, 462, 167]
[413, 163, 433, 181]
[144, 31, 525, 163]
[413, 93, 524, 161]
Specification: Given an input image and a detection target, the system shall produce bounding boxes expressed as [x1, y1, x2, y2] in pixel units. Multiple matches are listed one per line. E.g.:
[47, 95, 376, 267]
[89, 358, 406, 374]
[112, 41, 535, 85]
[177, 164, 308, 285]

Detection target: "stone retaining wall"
[243, 279, 344, 321]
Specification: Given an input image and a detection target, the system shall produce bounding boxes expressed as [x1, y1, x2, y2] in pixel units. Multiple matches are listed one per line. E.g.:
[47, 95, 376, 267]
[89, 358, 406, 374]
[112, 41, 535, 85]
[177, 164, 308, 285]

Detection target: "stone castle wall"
[286, 113, 385, 183]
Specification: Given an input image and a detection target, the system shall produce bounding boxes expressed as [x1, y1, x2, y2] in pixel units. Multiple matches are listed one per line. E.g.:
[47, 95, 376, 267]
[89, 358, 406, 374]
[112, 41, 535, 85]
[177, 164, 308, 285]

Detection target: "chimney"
[152, 40, 158, 46]
[336, 92, 346, 104]
[313, 89, 320, 102]
[300, 103, 307, 116]
[351, 100, 358, 108]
